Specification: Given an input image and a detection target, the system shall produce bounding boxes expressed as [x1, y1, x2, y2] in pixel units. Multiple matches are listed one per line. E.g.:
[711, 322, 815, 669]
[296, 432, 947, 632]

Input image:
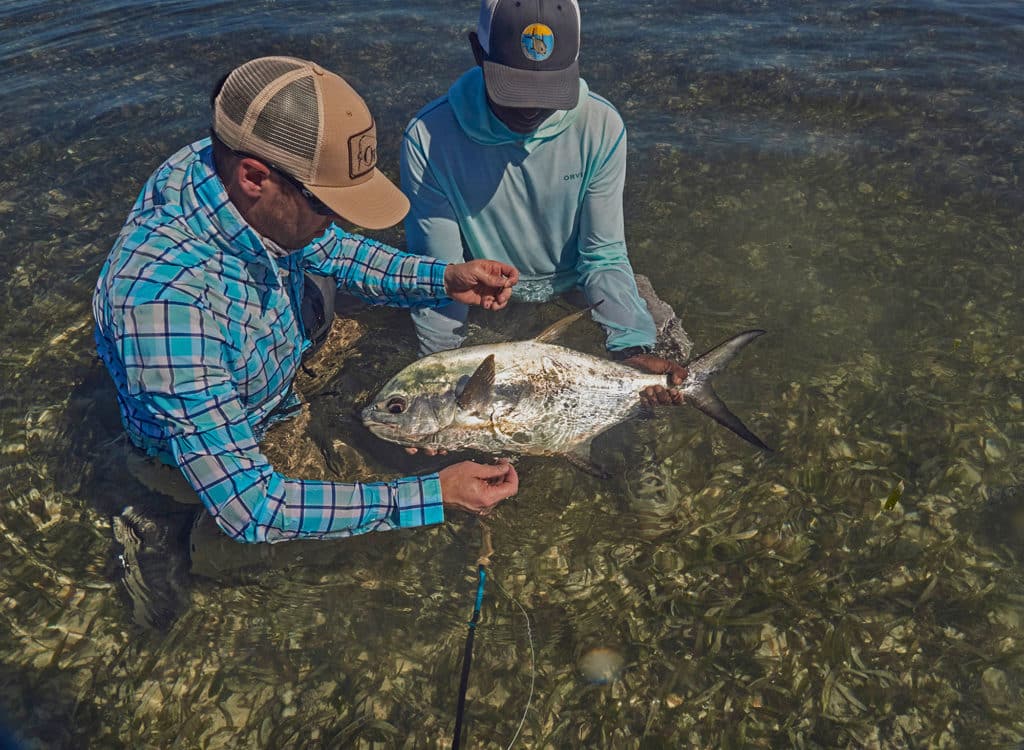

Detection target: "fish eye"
[386, 396, 407, 414]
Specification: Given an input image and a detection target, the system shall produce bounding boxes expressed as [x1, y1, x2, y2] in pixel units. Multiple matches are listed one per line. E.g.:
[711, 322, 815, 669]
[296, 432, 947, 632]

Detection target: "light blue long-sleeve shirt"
[401, 67, 657, 355]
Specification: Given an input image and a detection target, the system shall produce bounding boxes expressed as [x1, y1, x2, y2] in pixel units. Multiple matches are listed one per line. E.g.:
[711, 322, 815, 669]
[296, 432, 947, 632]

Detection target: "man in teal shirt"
[402, 0, 691, 403]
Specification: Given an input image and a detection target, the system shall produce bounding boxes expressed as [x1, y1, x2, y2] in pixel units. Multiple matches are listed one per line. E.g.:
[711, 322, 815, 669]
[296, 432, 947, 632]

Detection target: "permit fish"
[361, 308, 770, 473]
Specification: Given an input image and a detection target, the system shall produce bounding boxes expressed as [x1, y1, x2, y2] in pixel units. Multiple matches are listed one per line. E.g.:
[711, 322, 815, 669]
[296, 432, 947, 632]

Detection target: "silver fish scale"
[362, 341, 665, 455]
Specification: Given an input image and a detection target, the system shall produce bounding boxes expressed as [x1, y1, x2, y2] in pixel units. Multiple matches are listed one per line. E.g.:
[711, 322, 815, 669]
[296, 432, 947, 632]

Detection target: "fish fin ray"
[689, 383, 772, 452]
[687, 329, 766, 379]
[533, 300, 605, 344]
[563, 446, 611, 479]
[456, 354, 496, 411]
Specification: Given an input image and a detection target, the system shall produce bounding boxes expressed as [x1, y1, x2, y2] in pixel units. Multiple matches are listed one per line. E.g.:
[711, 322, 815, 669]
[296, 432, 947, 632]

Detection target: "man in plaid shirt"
[93, 56, 520, 628]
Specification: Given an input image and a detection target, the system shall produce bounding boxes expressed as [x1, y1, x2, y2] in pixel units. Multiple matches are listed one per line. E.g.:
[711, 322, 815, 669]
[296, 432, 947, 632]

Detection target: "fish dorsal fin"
[533, 300, 605, 344]
[457, 354, 496, 411]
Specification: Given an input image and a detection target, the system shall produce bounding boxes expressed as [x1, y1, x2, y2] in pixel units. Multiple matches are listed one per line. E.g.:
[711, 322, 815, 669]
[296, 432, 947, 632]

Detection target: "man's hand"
[623, 354, 689, 406]
[438, 459, 519, 516]
[444, 260, 518, 310]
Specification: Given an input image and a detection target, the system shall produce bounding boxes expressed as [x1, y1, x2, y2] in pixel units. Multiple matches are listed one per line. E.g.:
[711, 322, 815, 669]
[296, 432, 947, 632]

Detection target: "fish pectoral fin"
[563, 446, 611, 480]
[457, 354, 496, 411]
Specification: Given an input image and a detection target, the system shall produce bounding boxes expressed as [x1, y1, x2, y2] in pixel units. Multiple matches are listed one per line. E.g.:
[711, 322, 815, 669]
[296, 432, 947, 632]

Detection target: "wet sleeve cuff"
[417, 258, 450, 300]
[392, 473, 445, 528]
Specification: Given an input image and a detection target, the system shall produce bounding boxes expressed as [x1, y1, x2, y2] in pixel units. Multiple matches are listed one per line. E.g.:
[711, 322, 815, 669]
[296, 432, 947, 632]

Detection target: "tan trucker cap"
[212, 56, 409, 230]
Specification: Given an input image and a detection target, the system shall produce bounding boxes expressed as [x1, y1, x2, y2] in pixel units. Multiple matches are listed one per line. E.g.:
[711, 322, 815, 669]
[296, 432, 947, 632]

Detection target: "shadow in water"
[0, 657, 99, 750]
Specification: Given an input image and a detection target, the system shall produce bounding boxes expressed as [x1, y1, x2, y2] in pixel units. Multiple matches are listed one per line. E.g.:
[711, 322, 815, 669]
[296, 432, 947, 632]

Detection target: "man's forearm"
[175, 445, 445, 543]
[316, 232, 451, 305]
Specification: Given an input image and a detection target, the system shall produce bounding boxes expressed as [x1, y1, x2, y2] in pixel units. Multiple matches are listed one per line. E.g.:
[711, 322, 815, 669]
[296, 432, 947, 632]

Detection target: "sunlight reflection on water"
[0, 0, 1022, 747]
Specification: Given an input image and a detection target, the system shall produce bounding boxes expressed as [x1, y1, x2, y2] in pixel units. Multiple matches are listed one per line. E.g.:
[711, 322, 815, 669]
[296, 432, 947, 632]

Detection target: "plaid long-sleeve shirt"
[93, 139, 448, 543]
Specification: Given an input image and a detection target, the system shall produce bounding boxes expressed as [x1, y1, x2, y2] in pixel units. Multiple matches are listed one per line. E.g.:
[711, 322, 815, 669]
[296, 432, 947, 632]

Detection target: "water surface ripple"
[1, 0, 1022, 747]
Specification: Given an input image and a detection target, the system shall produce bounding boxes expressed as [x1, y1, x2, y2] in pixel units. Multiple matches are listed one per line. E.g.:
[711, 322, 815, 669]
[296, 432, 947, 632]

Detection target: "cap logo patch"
[349, 122, 377, 180]
[521, 23, 554, 62]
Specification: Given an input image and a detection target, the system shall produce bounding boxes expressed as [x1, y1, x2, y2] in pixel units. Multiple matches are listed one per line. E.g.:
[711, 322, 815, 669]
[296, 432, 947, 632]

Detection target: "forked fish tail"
[683, 330, 771, 451]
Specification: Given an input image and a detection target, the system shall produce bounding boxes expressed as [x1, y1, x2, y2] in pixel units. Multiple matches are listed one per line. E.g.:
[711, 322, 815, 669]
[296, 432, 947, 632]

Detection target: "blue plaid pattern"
[93, 139, 448, 542]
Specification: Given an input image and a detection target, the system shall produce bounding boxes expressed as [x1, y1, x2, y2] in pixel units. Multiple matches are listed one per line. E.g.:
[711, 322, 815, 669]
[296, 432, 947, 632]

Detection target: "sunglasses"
[271, 167, 335, 217]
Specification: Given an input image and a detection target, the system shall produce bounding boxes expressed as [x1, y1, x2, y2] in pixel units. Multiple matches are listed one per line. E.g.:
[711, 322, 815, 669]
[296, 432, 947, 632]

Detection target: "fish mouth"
[360, 407, 427, 445]
[359, 407, 396, 434]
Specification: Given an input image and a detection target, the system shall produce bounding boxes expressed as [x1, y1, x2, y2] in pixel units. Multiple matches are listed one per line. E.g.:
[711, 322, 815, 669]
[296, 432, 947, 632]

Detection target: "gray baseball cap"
[477, 0, 581, 110]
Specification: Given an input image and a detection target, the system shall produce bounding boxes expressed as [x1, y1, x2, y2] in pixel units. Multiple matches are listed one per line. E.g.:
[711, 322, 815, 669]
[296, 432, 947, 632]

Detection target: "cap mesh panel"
[219, 58, 305, 127]
[251, 77, 319, 163]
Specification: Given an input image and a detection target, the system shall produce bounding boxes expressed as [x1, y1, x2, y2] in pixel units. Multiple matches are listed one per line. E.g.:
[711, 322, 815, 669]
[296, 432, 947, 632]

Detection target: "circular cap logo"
[521, 23, 554, 62]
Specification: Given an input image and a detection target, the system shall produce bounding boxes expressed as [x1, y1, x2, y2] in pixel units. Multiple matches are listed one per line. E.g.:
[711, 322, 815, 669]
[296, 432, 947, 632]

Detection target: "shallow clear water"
[1, 0, 1023, 747]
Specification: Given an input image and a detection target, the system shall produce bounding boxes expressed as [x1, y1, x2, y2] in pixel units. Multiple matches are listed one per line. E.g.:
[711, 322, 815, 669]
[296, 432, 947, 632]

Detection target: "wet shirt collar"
[134, 137, 288, 269]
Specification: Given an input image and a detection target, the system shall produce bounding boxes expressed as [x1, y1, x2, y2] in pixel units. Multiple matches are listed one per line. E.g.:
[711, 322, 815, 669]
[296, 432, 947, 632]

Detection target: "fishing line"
[450, 522, 536, 750]
[492, 576, 535, 750]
